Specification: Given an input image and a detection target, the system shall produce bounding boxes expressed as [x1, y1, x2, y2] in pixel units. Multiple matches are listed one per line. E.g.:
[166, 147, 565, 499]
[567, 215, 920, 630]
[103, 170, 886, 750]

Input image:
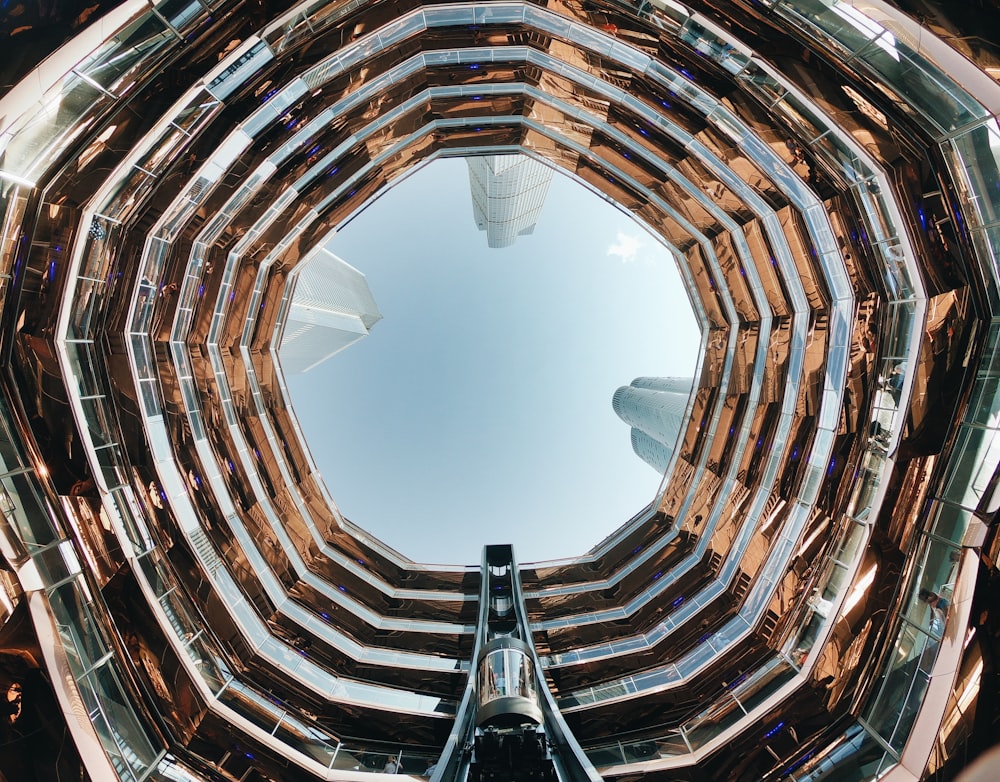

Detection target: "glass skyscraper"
[612, 377, 694, 473]
[0, 2, 999, 781]
[466, 155, 554, 248]
[278, 249, 382, 374]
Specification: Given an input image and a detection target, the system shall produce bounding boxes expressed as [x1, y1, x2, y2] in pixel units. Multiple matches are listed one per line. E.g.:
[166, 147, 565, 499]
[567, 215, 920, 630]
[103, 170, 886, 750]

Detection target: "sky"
[284, 157, 700, 566]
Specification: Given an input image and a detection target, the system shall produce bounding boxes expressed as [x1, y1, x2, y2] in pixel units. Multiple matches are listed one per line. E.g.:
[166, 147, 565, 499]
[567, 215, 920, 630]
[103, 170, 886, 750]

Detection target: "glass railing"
[533, 8, 929, 762]
[1, 0, 994, 779]
[765, 0, 997, 777]
[201, 27, 820, 614]
[0, 438, 162, 780]
[122, 18, 851, 769]
[34, 1, 860, 767]
[0, 2, 471, 777]
[581, 0, 995, 777]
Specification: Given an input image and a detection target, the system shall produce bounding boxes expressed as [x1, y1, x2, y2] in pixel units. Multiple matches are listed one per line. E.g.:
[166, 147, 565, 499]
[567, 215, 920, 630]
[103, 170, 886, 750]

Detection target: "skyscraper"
[466, 154, 554, 248]
[612, 377, 694, 473]
[278, 249, 382, 374]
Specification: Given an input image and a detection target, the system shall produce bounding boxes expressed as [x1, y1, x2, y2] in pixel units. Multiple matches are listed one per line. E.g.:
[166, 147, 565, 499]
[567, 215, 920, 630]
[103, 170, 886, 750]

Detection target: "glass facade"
[612, 377, 694, 473]
[466, 154, 555, 248]
[278, 249, 382, 374]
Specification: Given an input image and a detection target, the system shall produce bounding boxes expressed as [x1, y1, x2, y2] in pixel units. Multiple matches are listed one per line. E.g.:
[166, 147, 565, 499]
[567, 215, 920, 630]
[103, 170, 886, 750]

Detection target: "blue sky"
[284, 157, 700, 565]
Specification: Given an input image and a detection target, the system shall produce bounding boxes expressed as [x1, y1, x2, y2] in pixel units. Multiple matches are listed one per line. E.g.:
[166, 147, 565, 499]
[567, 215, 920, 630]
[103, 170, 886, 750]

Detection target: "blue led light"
[726, 673, 747, 689]
[782, 750, 816, 776]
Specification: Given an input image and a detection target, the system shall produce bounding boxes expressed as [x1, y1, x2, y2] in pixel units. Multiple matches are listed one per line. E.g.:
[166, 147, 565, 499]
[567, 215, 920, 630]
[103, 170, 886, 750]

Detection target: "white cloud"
[607, 231, 643, 264]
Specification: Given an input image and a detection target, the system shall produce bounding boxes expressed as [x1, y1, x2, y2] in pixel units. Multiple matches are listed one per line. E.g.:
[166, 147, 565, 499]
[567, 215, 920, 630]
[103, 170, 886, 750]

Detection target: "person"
[425, 760, 438, 777]
[919, 589, 949, 636]
[879, 360, 905, 404]
[384, 756, 398, 774]
[919, 588, 950, 613]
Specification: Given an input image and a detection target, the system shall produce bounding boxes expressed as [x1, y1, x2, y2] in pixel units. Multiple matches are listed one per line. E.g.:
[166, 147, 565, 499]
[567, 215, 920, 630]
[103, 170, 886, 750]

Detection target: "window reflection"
[1, 0, 999, 780]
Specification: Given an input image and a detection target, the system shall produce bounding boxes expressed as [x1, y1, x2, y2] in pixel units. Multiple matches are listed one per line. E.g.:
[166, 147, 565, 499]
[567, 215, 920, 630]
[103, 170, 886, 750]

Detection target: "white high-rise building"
[466, 154, 554, 248]
[279, 249, 382, 374]
[613, 377, 694, 473]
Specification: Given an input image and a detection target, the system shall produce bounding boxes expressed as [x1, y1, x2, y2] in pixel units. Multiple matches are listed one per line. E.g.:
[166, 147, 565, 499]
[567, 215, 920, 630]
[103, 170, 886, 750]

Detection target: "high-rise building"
[613, 377, 693, 473]
[466, 154, 554, 248]
[1, 3, 999, 782]
[278, 249, 381, 373]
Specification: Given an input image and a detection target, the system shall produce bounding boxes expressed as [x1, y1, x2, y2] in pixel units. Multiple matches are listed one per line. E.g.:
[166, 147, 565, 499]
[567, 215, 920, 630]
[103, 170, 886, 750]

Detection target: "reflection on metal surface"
[476, 638, 542, 728]
[0, 0, 998, 780]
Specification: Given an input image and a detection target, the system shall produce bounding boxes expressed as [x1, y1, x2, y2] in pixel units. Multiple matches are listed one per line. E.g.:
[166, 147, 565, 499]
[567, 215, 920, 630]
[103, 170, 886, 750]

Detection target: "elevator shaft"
[433, 545, 602, 782]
